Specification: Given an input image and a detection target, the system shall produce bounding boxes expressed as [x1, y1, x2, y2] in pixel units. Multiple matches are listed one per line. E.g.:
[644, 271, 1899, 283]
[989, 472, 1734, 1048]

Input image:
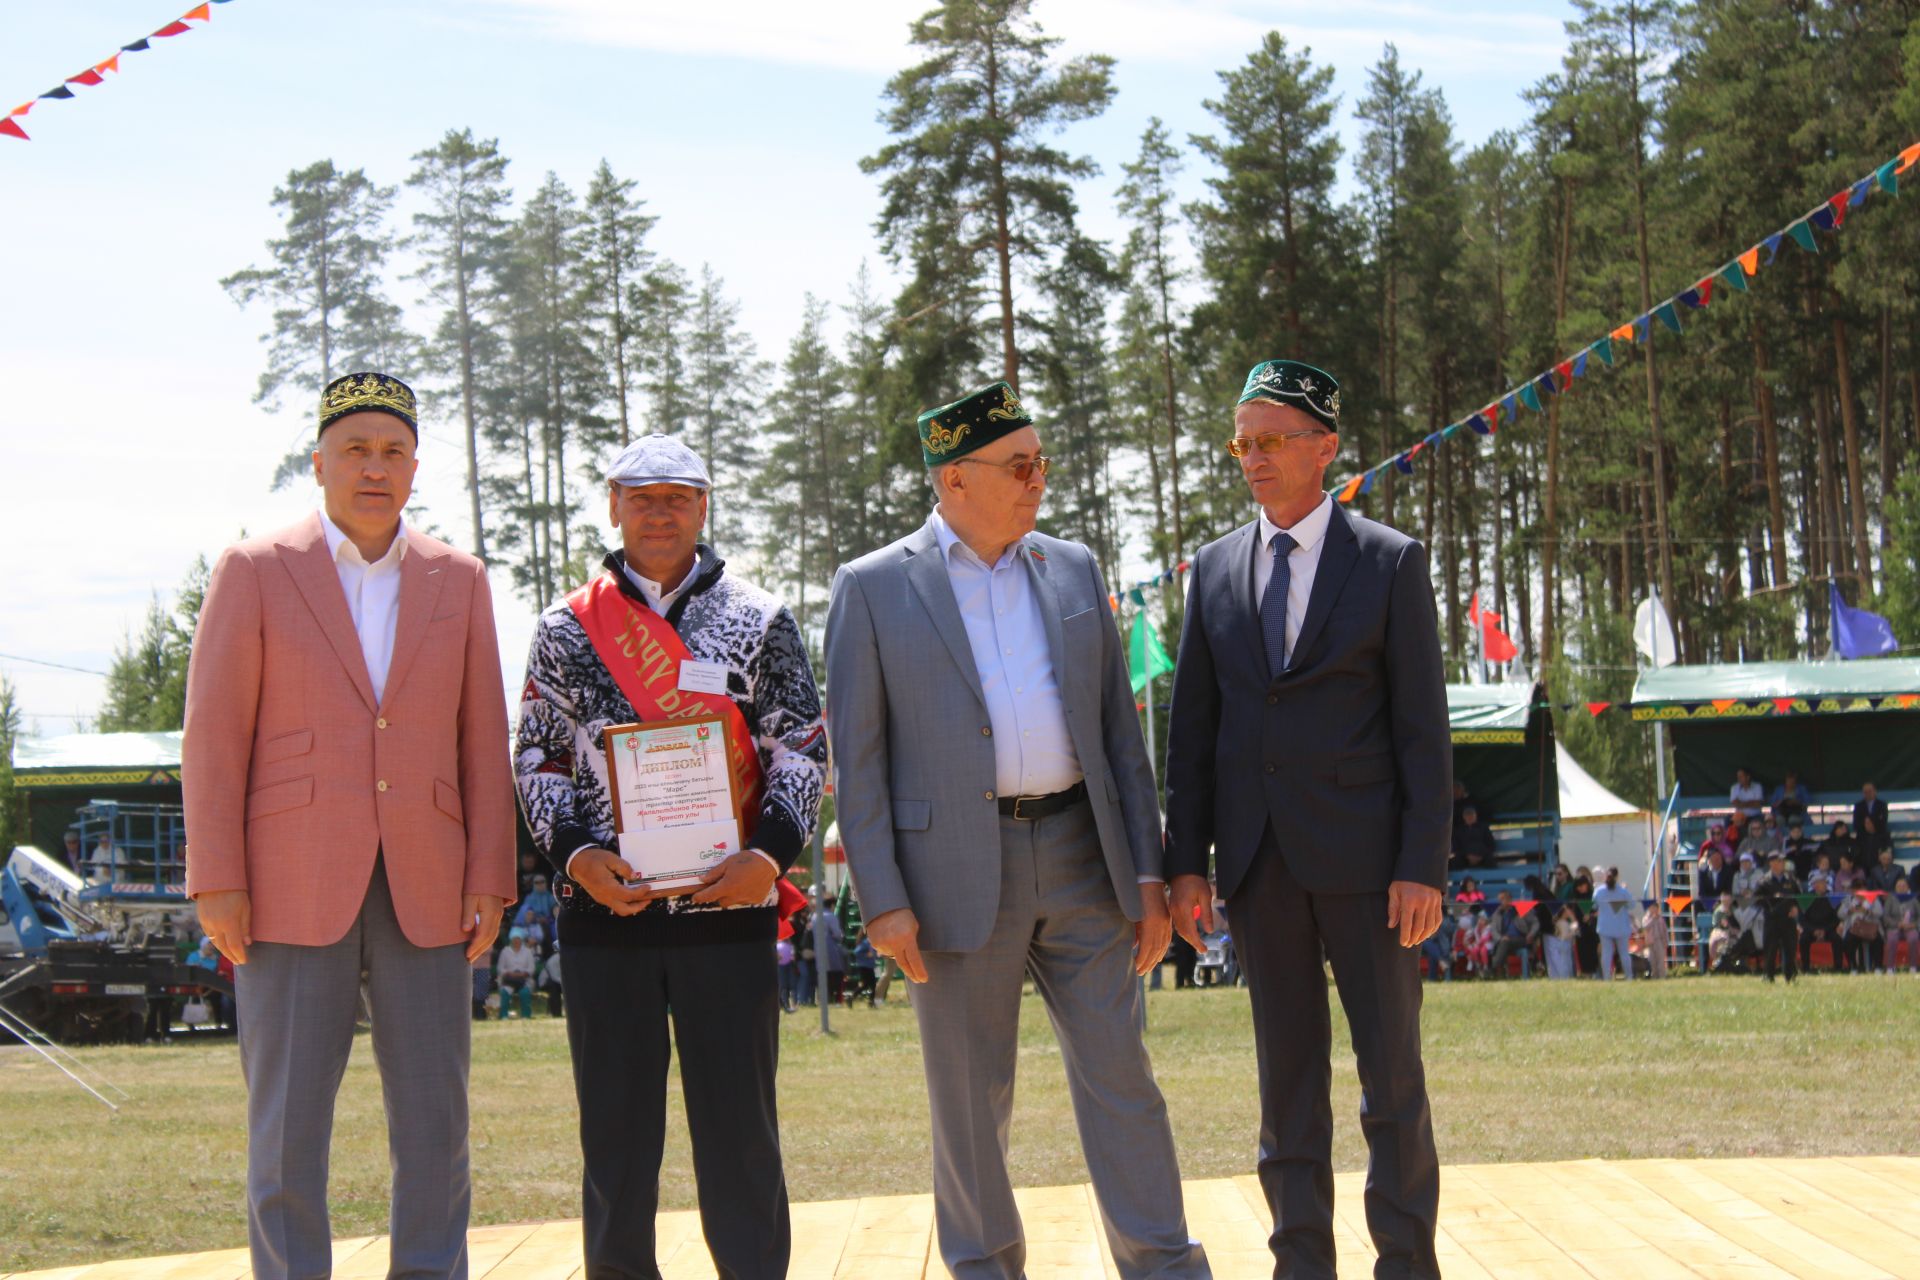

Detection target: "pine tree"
[1030, 233, 1120, 582]
[1115, 118, 1190, 567]
[222, 160, 411, 487]
[685, 265, 765, 551]
[580, 160, 661, 450]
[862, 0, 1115, 392]
[761, 296, 846, 647]
[406, 129, 515, 561]
[0, 675, 23, 847]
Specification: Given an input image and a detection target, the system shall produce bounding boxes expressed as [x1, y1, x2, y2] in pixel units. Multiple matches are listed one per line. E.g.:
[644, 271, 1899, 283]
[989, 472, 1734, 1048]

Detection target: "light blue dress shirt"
[930, 507, 1084, 799]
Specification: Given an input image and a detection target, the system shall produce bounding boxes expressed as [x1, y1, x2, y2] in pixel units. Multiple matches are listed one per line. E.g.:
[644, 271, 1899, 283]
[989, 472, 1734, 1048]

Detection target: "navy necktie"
[1261, 531, 1297, 677]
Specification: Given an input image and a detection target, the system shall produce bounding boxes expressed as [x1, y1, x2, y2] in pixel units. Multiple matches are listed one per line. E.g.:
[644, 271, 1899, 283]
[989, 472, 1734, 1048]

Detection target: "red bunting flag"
[1586, 701, 1611, 717]
[66, 70, 105, 87]
[1695, 277, 1713, 306]
[1772, 697, 1795, 714]
[152, 20, 192, 36]
[1555, 360, 1573, 386]
[1829, 189, 1852, 229]
[184, 2, 213, 19]
[0, 116, 28, 141]
[1513, 899, 1537, 916]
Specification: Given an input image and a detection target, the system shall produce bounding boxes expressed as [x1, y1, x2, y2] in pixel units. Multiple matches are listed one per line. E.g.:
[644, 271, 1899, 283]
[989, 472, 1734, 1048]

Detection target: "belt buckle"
[1012, 794, 1035, 821]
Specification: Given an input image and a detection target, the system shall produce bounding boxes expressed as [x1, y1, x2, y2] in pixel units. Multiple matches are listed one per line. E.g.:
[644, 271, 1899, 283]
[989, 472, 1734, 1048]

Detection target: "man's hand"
[1386, 880, 1443, 948]
[1169, 874, 1214, 952]
[462, 894, 505, 963]
[571, 847, 662, 916]
[866, 907, 928, 984]
[690, 851, 778, 908]
[1134, 882, 1172, 975]
[196, 889, 252, 965]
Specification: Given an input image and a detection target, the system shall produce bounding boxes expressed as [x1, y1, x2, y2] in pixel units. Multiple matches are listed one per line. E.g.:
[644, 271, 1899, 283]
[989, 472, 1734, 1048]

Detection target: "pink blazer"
[183, 514, 517, 947]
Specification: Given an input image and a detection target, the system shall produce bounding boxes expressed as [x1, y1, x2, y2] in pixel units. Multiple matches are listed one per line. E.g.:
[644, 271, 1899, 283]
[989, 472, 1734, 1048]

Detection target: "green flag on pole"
[1129, 611, 1175, 694]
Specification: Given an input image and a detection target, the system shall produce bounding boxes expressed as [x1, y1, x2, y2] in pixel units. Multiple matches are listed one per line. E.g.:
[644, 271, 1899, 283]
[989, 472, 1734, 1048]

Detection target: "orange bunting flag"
[1899, 694, 1920, 709]
[1338, 474, 1364, 503]
[1666, 895, 1693, 916]
[1610, 323, 1634, 343]
[184, 2, 212, 20]
[1900, 142, 1920, 174]
[94, 55, 120, 75]
[1738, 246, 1761, 276]
[1711, 699, 1738, 713]
[7, 102, 31, 117]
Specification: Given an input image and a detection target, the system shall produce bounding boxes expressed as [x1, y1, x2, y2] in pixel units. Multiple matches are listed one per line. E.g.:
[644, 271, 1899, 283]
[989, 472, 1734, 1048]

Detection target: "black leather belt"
[998, 780, 1088, 821]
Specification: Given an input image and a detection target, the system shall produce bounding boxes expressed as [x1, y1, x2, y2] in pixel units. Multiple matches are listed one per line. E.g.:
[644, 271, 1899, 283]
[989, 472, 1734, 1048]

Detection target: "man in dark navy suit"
[1164, 360, 1451, 1280]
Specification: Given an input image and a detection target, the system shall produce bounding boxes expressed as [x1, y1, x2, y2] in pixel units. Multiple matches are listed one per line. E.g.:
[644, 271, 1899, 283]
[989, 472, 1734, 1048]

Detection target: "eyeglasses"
[955, 454, 1052, 481]
[1225, 429, 1328, 458]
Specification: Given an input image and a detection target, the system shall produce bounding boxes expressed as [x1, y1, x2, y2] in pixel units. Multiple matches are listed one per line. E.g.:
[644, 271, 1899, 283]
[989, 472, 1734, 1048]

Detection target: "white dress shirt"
[930, 507, 1083, 798]
[318, 510, 407, 705]
[622, 550, 704, 615]
[1253, 494, 1334, 658]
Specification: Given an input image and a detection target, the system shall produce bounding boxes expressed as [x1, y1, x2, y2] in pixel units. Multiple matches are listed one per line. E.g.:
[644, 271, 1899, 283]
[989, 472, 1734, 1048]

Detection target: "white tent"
[1557, 744, 1656, 890]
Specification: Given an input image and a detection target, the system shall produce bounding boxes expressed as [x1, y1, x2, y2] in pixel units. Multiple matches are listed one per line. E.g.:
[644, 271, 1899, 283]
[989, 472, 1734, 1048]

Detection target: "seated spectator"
[470, 949, 493, 1022]
[1770, 770, 1811, 824]
[1799, 886, 1845, 971]
[1488, 891, 1537, 979]
[1834, 851, 1862, 893]
[1868, 847, 1907, 894]
[496, 928, 539, 1020]
[1452, 780, 1474, 827]
[1454, 876, 1487, 905]
[1731, 852, 1764, 904]
[1696, 847, 1734, 903]
[1421, 908, 1460, 983]
[1707, 902, 1741, 970]
[1450, 804, 1498, 871]
[516, 874, 557, 945]
[1729, 767, 1766, 820]
[1783, 821, 1817, 881]
[1883, 880, 1920, 974]
[1739, 817, 1783, 860]
[187, 935, 220, 973]
[1853, 783, 1891, 856]
[1818, 821, 1857, 875]
[1544, 906, 1579, 979]
[1806, 854, 1836, 896]
[60, 829, 83, 872]
[1548, 864, 1574, 898]
[1838, 876, 1884, 973]
[540, 943, 564, 1017]
[1462, 909, 1494, 976]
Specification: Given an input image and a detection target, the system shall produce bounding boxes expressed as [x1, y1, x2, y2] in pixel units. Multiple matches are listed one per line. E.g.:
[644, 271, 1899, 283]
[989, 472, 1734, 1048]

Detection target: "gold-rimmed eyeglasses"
[954, 454, 1052, 481]
[1225, 429, 1328, 458]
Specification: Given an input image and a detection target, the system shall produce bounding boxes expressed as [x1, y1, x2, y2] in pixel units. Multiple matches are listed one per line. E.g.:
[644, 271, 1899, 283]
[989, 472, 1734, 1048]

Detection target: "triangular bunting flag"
[1772, 697, 1794, 714]
[1849, 177, 1871, 207]
[1338, 474, 1363, 503]
[1394, 452, 1415, 474]
[1898, 694, 1919, 709]
[1900, 142, 1920, 174]
[1594, 337, 1615, 366]
[1762, 232, 1786, 263]
[122, 38, 152, 51]
[1468, 413, 1493, 436]
[152, 20, 193, 36]
[1739, 246, 1761, 275]
[1501, 393, 1518, 420]
[40, 85, 77, 100]
[184, 2, 213, 20]
[1787, 219, 1819, 252]
[1711, 699, 1737, 713]
[1634, 315, 1651, 342]
[94, 55, 120, 75]
[1654, 301, 1682, 333]
[1586, 701, 1611, 716]
[1666, 895, 1692, 915]
[1128, 586, 1146, 606]
[1513, 900, 1537, 916]
[1555, 359, 1574, 385]
[1677, 286, 1703, 309]
[1358, 469, 1377, 495]
[0, 116, 28, 141]
[1519, 383, 1542, 413]
[1878, 160, 1900, 195]
[1696, 277, 1714, 305]
[6, 101, 31, 117]
[1572, 349, 1589, 377]
[1827, 189, 1851, 227]
[1719, 262, 1748, 292]
[66, 70, 105, 87]
[1611, 323, 1634, 343]
[1810, 205, 1836, 232]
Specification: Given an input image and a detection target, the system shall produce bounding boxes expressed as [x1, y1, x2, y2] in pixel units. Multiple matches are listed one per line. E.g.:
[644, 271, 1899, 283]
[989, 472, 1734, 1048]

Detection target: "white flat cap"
[607, 433, 711, 490]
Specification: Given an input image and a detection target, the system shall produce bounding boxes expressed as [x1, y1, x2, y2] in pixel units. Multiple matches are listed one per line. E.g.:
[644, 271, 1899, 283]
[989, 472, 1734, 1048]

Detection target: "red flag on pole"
[1470, 592, 1519, 664]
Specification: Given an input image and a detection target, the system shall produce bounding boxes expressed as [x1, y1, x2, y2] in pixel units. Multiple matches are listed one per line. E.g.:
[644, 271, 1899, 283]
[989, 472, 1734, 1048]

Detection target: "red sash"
[567, 571, 765, 840]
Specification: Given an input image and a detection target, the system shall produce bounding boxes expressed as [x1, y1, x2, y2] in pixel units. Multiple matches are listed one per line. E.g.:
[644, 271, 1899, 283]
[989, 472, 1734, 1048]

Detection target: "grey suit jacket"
[1163, 500, 1452, 899]
[824, 518, 1162, 953]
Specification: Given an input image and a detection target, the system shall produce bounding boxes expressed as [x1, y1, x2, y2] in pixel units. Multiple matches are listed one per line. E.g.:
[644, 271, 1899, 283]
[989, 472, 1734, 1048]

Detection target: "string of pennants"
[1107, 559, 1192, 613]
[1444, 890, 1914, 918]
[1455, 694, 1920, 720]
[1, 1, 234, 142]
[1331, 136, 1920, 504]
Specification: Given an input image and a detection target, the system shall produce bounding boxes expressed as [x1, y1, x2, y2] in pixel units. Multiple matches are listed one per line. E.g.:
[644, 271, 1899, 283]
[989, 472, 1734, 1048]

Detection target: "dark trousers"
[1763, 917, 1798, 981]
[1230, 830, 1440, 1280]
[564, 939, 789, 1280]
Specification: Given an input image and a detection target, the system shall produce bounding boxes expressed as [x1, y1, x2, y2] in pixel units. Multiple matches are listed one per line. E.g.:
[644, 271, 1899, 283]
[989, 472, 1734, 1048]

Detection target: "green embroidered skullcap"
[917, 381, 1033, 466]
[1238, 360, 1341, 431]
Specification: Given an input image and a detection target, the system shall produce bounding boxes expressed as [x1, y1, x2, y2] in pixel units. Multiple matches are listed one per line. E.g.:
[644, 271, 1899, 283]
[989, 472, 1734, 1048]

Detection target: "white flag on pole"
[1633, 593, 1677, 667]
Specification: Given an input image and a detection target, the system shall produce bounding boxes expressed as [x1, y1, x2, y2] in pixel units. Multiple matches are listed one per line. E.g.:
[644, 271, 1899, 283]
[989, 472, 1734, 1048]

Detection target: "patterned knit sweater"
[514, 548, 826, 947]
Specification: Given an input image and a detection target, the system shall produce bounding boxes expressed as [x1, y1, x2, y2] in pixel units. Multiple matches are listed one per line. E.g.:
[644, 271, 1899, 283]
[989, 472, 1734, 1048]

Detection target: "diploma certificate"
[602, 715, 742, 889]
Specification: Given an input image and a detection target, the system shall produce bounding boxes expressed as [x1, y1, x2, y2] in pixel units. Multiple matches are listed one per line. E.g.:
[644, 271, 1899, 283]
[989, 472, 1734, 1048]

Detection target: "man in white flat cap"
[513, 434, 827, 1279]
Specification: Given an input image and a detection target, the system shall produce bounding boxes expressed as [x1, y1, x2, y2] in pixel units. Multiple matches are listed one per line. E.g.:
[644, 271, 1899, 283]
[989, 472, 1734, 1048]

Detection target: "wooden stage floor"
[9, 1156, 1918, 1279]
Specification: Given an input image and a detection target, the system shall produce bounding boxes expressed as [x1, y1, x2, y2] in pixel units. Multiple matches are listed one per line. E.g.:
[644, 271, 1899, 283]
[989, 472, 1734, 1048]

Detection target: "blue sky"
[0, 0, 1573, 731]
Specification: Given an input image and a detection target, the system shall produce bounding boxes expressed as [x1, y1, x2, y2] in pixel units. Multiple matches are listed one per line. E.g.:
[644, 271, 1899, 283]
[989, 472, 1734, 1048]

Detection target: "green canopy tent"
[1629, 658, 1920, 798]
[1447, 683, 1559, 874]
[11, 732, 184, 856]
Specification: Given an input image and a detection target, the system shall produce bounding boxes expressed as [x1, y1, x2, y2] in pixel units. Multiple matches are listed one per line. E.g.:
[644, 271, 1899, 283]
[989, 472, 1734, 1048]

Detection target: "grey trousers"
[236, 858, 473, 1280]
[911, 801, 1209, 1280]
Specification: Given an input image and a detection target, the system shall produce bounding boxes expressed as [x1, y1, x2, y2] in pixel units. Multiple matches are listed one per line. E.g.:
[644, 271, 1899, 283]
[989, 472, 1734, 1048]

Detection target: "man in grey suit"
[1165, 361, 1449, 1280]
[825, 382, 1209, 1280]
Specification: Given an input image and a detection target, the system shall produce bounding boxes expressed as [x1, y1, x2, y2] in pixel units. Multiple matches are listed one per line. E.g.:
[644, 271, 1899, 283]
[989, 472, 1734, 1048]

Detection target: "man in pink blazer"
[184, 371, 516, 1280]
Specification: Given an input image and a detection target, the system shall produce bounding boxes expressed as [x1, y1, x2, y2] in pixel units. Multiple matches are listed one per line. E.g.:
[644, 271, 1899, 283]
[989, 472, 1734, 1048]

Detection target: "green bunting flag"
[1654, 301, 1682, 333]
[1787, 219, 1819, 253]
[1128, 611, 1175, 694]
[1519, 382, 1542, 413]
[1718, 261, 1748, 293]
[1593, 337, 1615, 367]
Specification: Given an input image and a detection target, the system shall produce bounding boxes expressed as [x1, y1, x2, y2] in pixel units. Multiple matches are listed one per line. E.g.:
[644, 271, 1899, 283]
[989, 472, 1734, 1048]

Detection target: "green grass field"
[2, 973, 1916, 1272]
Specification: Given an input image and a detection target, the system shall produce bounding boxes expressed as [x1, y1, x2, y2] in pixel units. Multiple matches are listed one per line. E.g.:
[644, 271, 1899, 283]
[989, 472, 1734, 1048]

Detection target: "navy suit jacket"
[1163, 500, 1452, 898]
